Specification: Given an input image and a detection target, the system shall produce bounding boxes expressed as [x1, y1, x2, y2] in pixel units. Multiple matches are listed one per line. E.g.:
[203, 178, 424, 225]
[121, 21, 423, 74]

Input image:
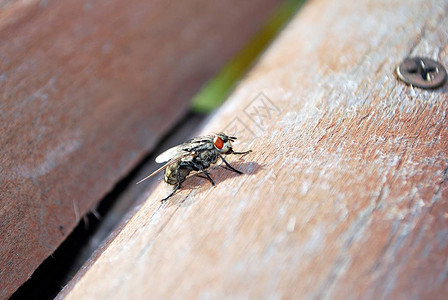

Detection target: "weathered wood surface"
[60, 0, 448, 298]
[0, 0, 281, 298]
[61, 113, 206, 285]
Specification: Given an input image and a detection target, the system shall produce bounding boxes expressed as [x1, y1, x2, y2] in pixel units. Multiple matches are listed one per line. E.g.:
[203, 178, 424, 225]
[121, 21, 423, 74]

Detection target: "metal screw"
[396, 57, 447, 89]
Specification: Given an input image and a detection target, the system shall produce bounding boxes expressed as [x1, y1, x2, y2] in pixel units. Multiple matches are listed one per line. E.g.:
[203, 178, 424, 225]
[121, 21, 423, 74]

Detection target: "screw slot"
[396, 57, 446, 89]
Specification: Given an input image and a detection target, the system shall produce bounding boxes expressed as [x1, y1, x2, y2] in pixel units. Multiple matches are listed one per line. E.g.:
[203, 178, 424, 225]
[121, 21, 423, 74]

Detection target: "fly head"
[213, 133, 237, 154]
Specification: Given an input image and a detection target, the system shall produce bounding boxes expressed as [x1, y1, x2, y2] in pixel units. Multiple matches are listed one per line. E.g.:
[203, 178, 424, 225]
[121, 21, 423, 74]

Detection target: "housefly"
[136, 133, 251, 202]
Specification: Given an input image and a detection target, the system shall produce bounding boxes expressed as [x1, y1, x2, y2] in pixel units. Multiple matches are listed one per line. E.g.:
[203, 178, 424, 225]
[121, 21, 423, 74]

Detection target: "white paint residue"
[35, 138, 82, 176]
[286, 216, 296, 233]
[304, 225, 325, 254]
[14, 132, 82, 178]
[300, 180, 312, 195]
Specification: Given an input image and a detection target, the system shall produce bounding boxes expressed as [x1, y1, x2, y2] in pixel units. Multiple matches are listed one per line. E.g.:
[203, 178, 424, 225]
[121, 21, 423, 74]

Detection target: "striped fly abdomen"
[164, 161, 191, 185]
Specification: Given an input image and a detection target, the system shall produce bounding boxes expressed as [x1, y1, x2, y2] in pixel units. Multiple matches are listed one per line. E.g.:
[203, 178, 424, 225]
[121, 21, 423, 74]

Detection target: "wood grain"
[60, 0, 448, 298]
[0, 0, 281, 298]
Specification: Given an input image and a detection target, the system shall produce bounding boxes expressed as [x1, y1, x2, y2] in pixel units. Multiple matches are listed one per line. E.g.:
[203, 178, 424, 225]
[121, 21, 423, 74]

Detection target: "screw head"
[396, 57, 447, 89]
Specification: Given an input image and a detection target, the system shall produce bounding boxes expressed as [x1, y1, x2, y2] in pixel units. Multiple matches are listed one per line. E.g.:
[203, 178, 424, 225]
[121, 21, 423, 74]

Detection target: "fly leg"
[190, 161, 215, 186]
[161, 183, 180, 202]
[220, 165, 240, 172]
[200, 170, 215, 186]
[231, 150, 252, 155]
[218, 153, 243, 174]
[161, 169, 182, 202]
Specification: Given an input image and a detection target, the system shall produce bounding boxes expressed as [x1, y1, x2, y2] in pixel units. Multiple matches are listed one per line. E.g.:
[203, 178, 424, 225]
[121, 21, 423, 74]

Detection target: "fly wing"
[136, 151, 197, 184]
[155, 144, 189, 163]
[155, 135, 213, 163]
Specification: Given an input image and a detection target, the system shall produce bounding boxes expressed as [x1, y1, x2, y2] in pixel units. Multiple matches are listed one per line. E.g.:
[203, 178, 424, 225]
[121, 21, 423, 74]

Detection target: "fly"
[136, 132, 252, 202]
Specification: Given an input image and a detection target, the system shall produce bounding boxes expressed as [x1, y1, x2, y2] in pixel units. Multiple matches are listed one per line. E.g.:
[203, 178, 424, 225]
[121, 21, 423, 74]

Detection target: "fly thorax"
[197, 149, 217, 168]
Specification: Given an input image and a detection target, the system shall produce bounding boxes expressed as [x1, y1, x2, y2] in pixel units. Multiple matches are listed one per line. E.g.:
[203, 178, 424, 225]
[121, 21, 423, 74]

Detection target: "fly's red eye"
[214, 136, 224, 149]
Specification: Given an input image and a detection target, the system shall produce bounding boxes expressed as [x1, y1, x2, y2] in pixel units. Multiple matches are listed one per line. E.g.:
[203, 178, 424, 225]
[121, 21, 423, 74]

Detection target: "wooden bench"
[0, 0, 281, 298]
[2, 0, 448, 298]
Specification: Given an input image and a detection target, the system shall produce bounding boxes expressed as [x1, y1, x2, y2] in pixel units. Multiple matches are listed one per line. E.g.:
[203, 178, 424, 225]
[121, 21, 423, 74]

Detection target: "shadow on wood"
[164, 161, 264, 207]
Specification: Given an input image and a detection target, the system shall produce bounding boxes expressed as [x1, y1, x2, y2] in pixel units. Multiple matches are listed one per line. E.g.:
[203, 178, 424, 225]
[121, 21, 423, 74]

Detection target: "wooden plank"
[62, 113, 207, 284]
[0, 0, 281, 298]
[60, 0, 448, 298]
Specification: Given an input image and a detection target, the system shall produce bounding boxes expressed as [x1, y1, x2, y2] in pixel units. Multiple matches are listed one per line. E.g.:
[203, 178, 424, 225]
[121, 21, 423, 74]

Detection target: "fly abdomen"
[164, 162, 191, 185]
